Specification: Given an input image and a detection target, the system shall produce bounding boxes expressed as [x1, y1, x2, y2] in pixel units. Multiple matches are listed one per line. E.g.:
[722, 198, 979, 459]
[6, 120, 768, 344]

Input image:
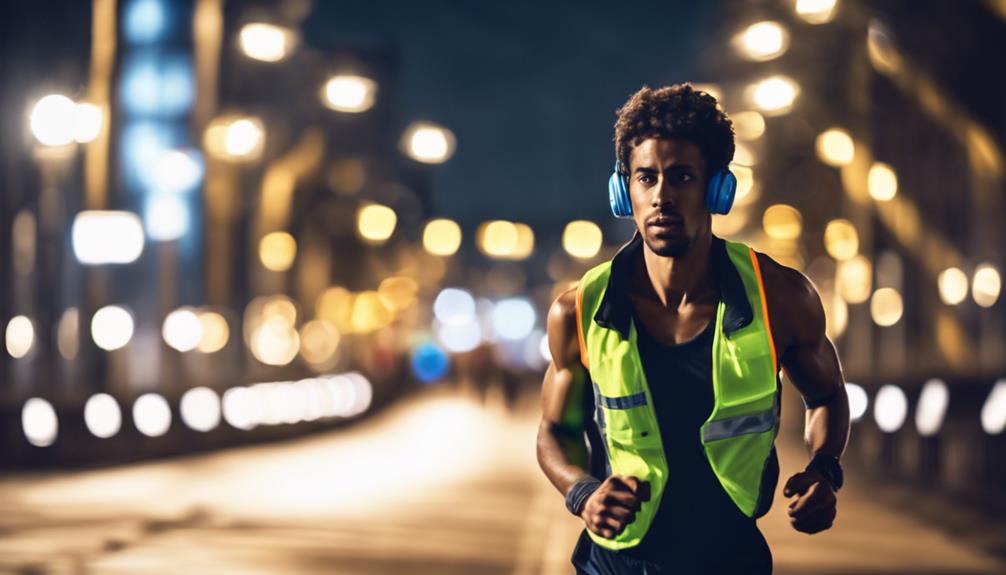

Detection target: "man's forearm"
[536, 422, 592, 496]
[804, 389, 851, 459]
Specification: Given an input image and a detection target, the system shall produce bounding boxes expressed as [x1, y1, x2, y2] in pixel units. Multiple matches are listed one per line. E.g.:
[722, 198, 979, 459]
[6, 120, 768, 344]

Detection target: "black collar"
[593, 231, 753, 340]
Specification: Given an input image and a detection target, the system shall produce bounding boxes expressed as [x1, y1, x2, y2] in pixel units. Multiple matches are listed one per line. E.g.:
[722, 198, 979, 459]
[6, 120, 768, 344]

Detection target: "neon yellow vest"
[575, 237, 780, 550]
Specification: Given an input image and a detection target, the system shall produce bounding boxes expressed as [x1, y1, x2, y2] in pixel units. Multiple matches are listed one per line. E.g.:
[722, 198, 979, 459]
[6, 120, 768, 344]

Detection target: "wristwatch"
[806, 453, 844, 492]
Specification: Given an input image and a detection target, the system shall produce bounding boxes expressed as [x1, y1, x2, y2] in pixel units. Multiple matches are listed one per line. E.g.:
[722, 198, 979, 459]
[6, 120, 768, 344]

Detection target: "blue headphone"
[607, 160, 737, 218]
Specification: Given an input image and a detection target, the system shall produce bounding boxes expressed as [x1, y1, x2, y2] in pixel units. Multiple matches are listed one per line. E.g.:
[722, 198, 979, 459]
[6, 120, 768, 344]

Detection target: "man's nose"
[651, 177, 678, 207]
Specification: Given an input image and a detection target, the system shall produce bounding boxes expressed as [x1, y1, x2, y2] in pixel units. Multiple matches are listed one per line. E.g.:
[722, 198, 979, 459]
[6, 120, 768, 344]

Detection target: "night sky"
[304, 1, 725, 230]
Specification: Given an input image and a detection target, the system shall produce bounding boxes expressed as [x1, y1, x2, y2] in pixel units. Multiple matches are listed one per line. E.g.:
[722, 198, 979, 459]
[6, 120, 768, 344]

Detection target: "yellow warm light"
[323, 75, 377, 113]
[204, 116, 265, 161]
[402, 122, 456, 164]
[795, 0, 838, 24]
[239, 23, 296, 63]
[711, 210, 749, 237]
[563, 220, 603, 259]
[299, 319, 340, 365]
[748, 76, 799, 115]
[479, 220, 519, 258]
[316, 286, 355, 332]
[378, 276, 419, 311]
[197, 311, 230, 353]
[837, 255, 872, 304]
[824, 290, 849, 339]
[733, 111, 766, 141]
[259, 231, 297, 272]
[938, 267, 969, 305]
[734, 21, 789, 62]
[350, 291, 393, 333]
[733, 142, 757, 167]
[731, 164, 756, 205]
[762, 204, 802, 240]
[868, 162, 898, 201]
[824, 219, 859, 261]
[5, 315, 34, 359]
[423, 218, 462, 256]
[357, 204, 397, 244]
[816, 128, 855, 167]
[513, 223, 535, 260]
[973, 264, 1002, 308]
[57, 308, 79, 360]
[871, 287, 903, 326]
[250, 315, 300, 365]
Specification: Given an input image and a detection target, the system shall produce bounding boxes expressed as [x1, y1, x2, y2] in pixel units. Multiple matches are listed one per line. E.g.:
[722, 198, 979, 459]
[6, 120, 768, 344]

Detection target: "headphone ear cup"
[608, 165, 633, 218]
[706, 169, 737, 215]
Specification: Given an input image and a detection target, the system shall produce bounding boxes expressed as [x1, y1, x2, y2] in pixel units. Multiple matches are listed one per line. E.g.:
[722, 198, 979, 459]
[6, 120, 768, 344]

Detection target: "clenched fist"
[579, 475, 650, 539]
[784, 469, 837, 534]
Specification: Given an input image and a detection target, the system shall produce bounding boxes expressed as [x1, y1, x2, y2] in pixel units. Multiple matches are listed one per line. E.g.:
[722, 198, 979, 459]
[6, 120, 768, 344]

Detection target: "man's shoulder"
[753, 250, 826, 346]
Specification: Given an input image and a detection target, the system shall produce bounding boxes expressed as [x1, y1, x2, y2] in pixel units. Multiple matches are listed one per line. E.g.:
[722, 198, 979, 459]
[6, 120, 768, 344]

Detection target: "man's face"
[627, 137, 709, 258]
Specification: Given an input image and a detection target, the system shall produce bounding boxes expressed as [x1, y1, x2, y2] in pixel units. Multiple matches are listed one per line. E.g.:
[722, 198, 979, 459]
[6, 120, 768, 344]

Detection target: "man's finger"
[784, 472, 816, 497]
[603, 490, 642, 511]
[600, 505, 636, 523]
[610, 476, 650, 501]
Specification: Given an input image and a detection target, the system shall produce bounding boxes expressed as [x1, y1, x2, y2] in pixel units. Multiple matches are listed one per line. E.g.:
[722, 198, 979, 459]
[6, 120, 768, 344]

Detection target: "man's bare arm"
[773, 264, 851, 461]
[536, 288, 592, 496]
[761, 255, 850, 534]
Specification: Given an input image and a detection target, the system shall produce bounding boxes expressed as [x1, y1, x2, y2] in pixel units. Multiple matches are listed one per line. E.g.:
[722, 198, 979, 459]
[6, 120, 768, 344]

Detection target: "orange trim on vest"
[575, 284, 590, 370]
[747, 248, 777, 375]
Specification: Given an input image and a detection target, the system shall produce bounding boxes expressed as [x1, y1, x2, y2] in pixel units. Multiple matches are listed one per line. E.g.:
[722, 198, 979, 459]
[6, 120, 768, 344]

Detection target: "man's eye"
[638, 175, 655, 184]
[677, 173, 694, 183]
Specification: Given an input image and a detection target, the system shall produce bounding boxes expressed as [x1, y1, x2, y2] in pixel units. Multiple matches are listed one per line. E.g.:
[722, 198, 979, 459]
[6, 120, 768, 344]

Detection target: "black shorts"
[571, 528, 773, 575]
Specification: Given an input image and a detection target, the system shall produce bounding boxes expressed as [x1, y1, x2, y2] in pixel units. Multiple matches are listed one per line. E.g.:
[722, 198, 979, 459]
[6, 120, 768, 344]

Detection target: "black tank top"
[572, 313, 774, 573]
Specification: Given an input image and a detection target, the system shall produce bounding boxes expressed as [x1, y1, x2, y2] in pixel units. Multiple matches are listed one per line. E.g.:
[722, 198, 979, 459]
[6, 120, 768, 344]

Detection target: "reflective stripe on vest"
[577, 239, 780, 551]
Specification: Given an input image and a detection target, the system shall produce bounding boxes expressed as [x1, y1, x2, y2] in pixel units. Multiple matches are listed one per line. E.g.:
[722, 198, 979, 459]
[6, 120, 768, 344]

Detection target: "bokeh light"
[981, 379, 1006, 435]
[22, 397, 58, 447]
[411, 342, 450, 382]
[824, 219, 859, 261]
[874, 384, 908, 433]
[795, 0, 838, 24]
[423, 218, 462, 256]
[846, 383, 869, 422]
[868, 162, 898, 201]
[91, 306, 135, 351]
[748, 75, 799, 115]
[492, 298, 537, 341]
[563, 220, 603, 259]
[180, 387, 222, 432]
[762, 204, 802, 240]
[84, 393, 122, 439]
[162, 308, 203, 352]
[259, 231, 297, 271]
[816, 128, 855, 167]
[357, 203, 397, 244]
[197, 311, 230, 353]
[732, 111, 766, 141]
[323, 75, 377, 113]
[133, 393, 172, 437]
[870, 288, 903, 326]
[734, 21, 789, 62]
[972, 264, 1001, 307]
[402, 122, 456, 164]
[30, 94, 76, 146]
[72, 211, 145, 264]
[239, 23, 296, 62]
[915, 379, 949, 437]
[938, 267, 969, 305]
[5, 315, 34, 359]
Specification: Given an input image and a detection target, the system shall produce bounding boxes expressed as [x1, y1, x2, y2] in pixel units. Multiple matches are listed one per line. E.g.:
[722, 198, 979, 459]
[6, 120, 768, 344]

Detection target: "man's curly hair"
[614, 83, 735, 177]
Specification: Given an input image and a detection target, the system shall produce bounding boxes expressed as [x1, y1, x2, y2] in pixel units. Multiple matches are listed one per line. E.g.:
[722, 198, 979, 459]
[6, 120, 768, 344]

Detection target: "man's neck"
[637, 232, 716, 311]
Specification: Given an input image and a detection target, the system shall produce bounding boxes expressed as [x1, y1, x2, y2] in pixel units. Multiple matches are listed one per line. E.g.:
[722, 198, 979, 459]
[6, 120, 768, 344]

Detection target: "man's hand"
[579, 475, 650, 539]
[784, 469, 837, 534]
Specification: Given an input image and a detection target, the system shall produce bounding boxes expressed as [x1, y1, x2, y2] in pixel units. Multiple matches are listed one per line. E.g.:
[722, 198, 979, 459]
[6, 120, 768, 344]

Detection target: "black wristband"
[565, 476, 602, 516]
[806, 453, 844, 491]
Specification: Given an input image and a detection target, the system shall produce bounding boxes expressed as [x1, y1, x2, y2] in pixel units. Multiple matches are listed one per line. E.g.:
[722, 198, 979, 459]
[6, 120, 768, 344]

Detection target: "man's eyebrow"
[632, 163, 697, 173]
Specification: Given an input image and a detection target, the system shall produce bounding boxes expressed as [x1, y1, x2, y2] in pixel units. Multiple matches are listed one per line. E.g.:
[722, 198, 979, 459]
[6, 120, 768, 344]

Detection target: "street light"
[747, 76, 800, 115]
[402, 122, 456, 164]
[239, 23, 297, 62]
[734, 21, 789, 62]
[322, 75, 377, 113]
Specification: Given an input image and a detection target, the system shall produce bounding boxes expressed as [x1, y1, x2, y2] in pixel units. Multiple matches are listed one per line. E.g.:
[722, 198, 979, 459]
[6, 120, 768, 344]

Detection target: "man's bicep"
[541, 289, 590, 432]
[778, 271, 846, 406]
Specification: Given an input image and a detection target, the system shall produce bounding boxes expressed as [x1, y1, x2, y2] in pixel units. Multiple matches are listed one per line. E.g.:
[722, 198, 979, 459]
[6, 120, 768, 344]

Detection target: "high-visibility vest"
[575, 237, 780, 550]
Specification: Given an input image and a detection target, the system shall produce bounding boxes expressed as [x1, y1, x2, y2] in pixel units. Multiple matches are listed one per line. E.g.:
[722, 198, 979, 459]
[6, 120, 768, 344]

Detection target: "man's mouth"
[648, 216, 684, 230]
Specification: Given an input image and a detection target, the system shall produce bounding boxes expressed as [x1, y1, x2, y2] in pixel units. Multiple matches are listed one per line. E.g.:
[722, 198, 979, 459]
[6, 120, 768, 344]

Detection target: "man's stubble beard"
[643, 233, 693, 258]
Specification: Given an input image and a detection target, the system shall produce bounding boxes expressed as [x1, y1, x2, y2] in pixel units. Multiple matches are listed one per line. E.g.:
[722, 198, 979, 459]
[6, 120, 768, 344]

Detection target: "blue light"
[124, 0, 166, 44]
[121, 120, 169, 190]
[411, 343, 449, 383]
[120, 53, 194, 117]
